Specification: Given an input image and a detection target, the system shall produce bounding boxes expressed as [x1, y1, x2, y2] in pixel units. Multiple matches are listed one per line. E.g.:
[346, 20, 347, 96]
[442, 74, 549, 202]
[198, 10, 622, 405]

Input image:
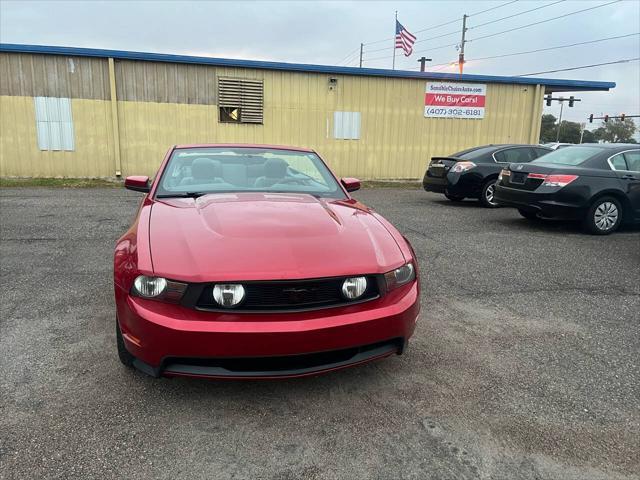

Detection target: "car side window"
[494, 147, 535, 164]
[532, 148, 551, 159]
[609, 153, 628, 171]
[623, 151, 640, 172]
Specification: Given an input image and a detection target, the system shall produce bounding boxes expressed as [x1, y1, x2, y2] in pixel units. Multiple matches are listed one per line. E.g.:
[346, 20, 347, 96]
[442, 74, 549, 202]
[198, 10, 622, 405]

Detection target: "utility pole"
[579, 122, 585, 144]
[458, 14, 467, 74]
[392, 11, 398, 70]
[359, 43, 364, 68]
[417, 57, 432, 72]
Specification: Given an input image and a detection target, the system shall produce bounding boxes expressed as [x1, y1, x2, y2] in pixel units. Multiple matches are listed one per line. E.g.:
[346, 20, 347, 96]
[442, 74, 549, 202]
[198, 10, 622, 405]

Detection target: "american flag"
[395, 20, 416, 57]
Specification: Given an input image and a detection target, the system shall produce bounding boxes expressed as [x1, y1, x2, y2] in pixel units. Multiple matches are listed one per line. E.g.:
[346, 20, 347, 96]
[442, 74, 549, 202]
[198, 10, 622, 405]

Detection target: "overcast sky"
[2, 0, 639, 130]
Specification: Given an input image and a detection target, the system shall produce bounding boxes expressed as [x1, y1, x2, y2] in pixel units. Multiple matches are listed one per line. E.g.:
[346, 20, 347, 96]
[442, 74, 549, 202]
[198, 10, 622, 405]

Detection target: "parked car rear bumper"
[494, 185, 586, 219]
[423, 172, 483, 198]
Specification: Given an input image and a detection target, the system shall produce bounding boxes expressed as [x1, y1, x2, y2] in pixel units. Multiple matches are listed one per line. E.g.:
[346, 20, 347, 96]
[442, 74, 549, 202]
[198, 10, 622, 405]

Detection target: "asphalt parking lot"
[1, 187, 639, 480]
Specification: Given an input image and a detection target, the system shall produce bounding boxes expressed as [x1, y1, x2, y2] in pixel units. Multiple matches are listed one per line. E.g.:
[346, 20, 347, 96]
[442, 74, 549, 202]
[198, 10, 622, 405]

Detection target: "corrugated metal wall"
[0, 52, 544, 179]
[0, 53, 109, 99]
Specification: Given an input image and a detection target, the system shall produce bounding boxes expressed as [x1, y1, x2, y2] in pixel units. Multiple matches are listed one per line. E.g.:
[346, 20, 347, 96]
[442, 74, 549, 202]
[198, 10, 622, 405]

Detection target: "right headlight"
[384, 262, 416, 291]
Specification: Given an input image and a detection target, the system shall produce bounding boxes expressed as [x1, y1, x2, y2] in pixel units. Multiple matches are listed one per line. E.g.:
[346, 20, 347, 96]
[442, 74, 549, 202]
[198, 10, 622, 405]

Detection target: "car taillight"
[451, 161, 476, 173]
[527, 173, 578, 187]
[498, 169, 510, 182]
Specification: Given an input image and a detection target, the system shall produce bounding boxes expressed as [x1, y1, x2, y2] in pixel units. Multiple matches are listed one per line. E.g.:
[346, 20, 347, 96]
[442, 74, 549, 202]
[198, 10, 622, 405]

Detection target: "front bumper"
[115, 282, 419, 378]
[494, 185, 587, 220]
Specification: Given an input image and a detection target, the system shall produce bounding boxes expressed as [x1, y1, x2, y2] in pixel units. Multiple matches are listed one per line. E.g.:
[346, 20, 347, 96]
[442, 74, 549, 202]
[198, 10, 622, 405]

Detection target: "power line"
[518, 57, 640, 76]
[395, 32, 639, 71]
[413, 29, 460, 45]
[367, 28, 459, 53]
[468, 0, 566, 30]
[363, 42, 457, 62]
[336, 46, 361, 65]
[391, 1, 617, 69]
[356, 0, 622, 68]
[413, 18, 460, 35]
[362, 0, 519, 47]
[470, 33, 640, 62]
[468, 0, 622, 43]
[468, 0, 519, 17]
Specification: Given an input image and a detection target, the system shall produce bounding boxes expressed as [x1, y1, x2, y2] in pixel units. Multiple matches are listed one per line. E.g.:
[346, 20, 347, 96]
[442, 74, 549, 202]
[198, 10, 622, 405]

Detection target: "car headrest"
[192, 158, 221, 180]
[264, 158, 287, 179]
[246, 163, 265, 178]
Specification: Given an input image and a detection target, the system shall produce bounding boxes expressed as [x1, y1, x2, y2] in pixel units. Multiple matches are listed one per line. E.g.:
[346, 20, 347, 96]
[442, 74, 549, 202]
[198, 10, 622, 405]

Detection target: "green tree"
[539, 114, 557, 143]
[593, 118, 637, 143]
[556, 120, 583, 144]
[581, 129, 596, 143]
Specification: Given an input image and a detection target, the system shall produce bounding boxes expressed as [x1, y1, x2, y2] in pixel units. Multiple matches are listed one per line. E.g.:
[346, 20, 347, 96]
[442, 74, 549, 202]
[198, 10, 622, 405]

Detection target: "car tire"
[116, 319, 135, 368]
[479, 179, 499, 208]
[518, 209, 539, 220]
[583, 196, 623, 235]
[445, 193, 465, 202]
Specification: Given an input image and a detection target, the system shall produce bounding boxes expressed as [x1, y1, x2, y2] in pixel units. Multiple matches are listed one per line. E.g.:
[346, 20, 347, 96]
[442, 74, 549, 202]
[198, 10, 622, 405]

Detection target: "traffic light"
[620, 113, 625, 121]
[545, 95, 552, 106]
[568, 96, 575, 107]
[589, 114, 594, 123]
[604, 115, 609, 123]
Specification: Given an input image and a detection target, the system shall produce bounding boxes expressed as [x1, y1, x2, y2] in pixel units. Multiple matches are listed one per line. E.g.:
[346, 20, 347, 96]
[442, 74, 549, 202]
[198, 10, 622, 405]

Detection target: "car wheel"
[518, 208, 539, 220]
[445, 193, 465, 202]
[584, 196, 622, 235]
[479, 179, 499, 208]
[116, 319, 135, 368]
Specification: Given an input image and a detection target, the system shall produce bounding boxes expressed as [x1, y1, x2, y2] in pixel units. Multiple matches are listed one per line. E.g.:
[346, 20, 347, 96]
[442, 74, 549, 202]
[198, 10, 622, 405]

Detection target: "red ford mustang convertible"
[114, 144, 420, 379]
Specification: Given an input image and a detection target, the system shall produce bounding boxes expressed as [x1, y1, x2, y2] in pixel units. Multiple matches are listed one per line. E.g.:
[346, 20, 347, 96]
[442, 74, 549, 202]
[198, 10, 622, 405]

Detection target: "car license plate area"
[510, 172, 526, 184]
[429, 165, 446, 178]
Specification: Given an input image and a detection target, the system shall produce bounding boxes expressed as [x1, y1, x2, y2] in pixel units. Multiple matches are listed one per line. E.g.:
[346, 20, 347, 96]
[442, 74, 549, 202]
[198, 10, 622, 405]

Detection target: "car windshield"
[531, 146, 604, 166]
[155, 147, 346, 199]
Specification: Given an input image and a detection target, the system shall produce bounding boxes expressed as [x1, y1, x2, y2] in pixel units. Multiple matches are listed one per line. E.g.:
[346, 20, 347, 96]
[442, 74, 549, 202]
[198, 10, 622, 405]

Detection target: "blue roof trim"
[0, 43, 616, 92]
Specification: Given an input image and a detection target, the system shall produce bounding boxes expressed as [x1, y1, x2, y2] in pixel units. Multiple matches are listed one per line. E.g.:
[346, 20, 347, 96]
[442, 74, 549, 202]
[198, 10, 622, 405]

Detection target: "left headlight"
[131, 275, 187, 303]
[384, 262, 416, 291]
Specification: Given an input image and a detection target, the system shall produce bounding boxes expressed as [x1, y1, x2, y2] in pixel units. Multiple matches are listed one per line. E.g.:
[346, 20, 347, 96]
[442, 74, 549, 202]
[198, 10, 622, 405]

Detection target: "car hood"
[148, 193, 406, 282]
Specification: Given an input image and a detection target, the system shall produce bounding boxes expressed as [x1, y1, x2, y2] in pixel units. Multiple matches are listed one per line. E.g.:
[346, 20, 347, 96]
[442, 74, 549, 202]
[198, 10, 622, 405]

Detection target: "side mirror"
[341, 177, 361, 193]
[124, 176, 150, 193]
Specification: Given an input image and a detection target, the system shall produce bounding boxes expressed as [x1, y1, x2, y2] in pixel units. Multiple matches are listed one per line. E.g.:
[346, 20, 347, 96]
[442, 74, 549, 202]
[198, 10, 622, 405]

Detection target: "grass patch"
[361, 180, 422, 189]
[0, 177, 122, 188]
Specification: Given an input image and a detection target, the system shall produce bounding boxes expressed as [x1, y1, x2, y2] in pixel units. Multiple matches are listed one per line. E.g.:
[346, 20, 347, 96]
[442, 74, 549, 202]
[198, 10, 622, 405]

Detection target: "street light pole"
[556, 101, 564, 142]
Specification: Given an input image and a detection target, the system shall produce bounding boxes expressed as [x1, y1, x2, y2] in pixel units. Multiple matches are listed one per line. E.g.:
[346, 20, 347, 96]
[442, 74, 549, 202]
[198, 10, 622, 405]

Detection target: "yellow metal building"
[0, 44, 614, 179]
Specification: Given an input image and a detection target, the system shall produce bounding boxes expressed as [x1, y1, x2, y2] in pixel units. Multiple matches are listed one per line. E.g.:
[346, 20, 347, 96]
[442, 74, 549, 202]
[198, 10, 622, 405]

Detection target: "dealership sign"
[425, 82, 486, 119]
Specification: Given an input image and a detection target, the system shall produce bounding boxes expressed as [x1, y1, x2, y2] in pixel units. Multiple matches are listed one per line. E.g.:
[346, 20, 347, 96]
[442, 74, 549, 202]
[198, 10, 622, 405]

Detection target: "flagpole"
[392, 10, 397, 70]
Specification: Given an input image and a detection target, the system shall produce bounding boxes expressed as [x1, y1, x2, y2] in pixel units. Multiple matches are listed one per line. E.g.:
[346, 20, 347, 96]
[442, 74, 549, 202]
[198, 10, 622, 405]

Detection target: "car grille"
[193, 276, 381, 312]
